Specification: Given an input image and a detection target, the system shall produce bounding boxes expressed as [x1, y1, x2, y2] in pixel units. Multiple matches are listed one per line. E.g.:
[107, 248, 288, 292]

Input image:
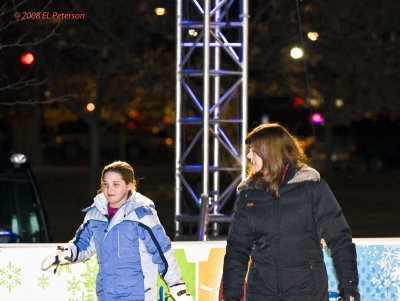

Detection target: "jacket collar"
[237, 163, 320, 192]
[287, 163, 320, 184]
[82, 191, 138, 216]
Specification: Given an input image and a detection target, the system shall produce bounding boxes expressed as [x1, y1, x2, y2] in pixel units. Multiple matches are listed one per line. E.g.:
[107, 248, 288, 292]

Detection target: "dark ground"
[32, 158, 400, 243]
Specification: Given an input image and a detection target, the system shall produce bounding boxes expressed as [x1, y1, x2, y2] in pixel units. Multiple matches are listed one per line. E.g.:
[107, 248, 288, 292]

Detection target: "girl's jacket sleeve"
[69, 213, 97, 263]
[312, 180, 360, 296]
[135, 204, 183, 287]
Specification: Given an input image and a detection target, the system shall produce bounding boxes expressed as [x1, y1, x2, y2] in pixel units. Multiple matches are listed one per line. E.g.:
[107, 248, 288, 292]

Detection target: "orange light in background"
[86, 102, 95, 112]
[163, 115, 173, 124]
[151, 126, 160, 134]
[129, 109, 140, 119]
[165, 137, 173, 146]
[307, 32, 319, 42]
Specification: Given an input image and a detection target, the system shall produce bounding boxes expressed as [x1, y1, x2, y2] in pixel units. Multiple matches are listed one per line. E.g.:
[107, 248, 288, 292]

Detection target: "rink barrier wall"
[0, 238, 399, 301]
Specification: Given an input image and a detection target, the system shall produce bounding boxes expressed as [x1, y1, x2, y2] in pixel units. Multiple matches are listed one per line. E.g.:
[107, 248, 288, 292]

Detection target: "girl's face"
[102, 171, 132, 208]
[247, 147, 263, 172]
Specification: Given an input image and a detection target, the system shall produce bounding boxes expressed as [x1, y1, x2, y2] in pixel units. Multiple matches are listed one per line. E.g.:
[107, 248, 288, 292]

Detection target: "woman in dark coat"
[223, 123, 360, 301]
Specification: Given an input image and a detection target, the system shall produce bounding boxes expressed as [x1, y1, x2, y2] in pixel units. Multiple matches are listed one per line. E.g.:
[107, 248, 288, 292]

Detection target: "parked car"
[0, 153, 51, 243]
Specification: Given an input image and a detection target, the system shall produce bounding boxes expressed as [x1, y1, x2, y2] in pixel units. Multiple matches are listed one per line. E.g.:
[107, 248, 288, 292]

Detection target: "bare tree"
[38, 0, 176, 195]
[248, 0, 400, 123]
[0, 0, 62, 164]
[0, 0, 60, 101]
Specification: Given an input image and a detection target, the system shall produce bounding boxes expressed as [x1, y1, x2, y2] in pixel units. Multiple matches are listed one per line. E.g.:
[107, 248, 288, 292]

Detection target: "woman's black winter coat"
[223, 164, 359, 301]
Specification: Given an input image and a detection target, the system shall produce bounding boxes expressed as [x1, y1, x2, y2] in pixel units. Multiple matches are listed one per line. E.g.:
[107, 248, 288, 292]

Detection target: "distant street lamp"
[290, 47, 303, 59]
[335, 98, 344, 108]
[154, 7, 166, 16]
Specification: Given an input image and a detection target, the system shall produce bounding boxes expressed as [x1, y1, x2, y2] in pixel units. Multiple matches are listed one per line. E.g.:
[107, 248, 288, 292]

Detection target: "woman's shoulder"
[237, 174, 268, 192]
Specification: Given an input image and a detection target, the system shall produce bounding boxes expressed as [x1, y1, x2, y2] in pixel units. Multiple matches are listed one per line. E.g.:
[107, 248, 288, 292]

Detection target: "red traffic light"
[292, 97, 305, 109]
[21, 52, 35, 65]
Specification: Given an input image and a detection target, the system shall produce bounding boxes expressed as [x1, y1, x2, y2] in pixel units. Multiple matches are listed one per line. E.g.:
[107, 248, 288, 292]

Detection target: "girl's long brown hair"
[245, 123, 306, 199]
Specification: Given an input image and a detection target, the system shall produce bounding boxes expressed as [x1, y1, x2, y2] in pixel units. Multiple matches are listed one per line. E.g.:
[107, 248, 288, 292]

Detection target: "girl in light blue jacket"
[42, 161, 193, 301]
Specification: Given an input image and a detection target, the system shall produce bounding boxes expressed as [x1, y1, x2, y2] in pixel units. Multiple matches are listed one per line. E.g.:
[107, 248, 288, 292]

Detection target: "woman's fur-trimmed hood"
[237, 163, 320, 192]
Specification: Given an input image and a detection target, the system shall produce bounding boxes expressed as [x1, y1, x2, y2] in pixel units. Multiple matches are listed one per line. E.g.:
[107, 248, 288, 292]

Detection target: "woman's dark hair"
[97, 161, 136, 194]
[245, 123, 306, 198]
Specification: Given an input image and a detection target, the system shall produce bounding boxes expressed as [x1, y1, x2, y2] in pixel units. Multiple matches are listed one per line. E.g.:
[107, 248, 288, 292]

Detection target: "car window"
[0, 164, 50, 243]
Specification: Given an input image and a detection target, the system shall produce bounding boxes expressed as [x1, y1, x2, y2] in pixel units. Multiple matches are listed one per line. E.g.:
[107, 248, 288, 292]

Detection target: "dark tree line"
[1, 0, 399, 192]
[248, 0, 400, 124]
[1, 0, 175, 195]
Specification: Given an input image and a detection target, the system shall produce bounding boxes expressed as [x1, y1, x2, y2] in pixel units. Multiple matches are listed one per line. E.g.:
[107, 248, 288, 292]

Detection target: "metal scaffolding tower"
[175, 0, 249, 240]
